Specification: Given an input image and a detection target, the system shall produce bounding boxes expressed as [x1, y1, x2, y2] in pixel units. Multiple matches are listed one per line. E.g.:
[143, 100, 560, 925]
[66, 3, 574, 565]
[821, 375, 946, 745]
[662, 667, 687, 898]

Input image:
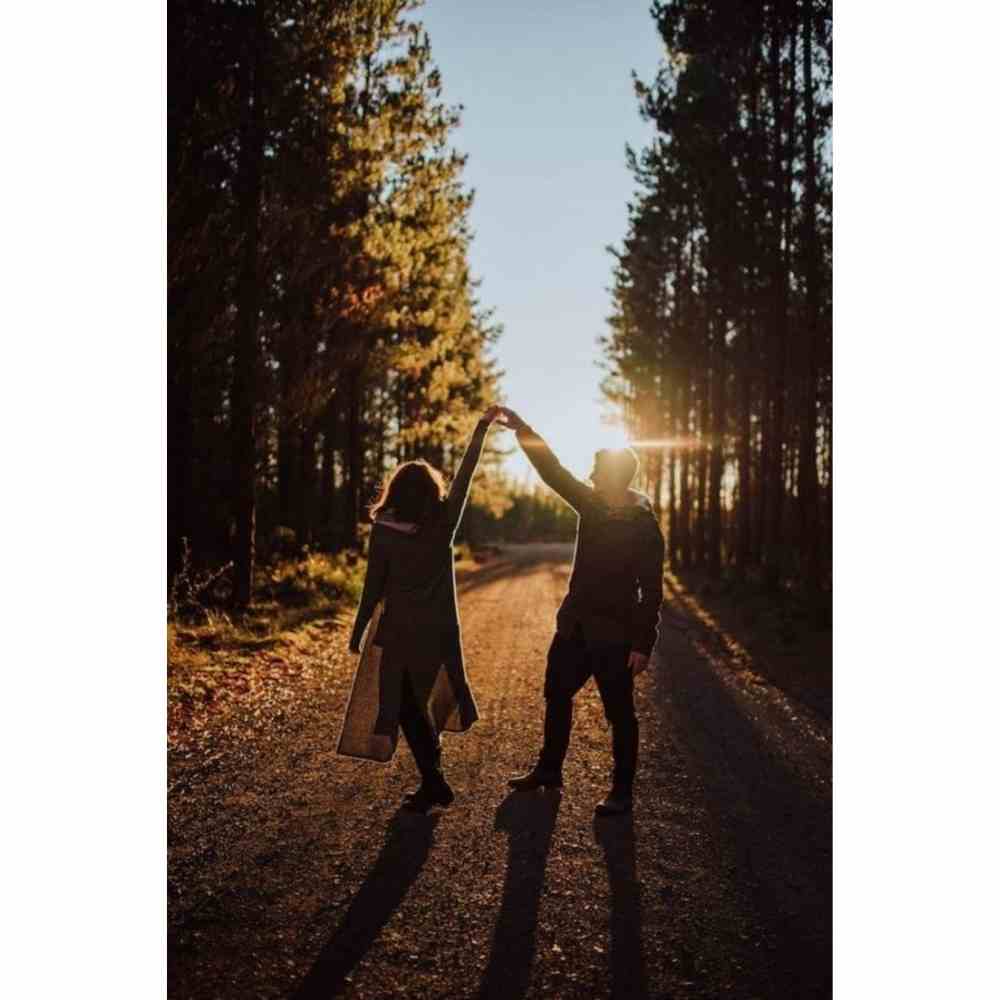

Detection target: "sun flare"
[626, 437, 698, 451]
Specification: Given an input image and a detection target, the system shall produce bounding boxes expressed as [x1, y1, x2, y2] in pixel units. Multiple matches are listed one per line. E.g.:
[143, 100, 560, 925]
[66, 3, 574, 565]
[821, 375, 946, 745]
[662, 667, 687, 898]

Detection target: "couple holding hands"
[338, 405, 665, 817]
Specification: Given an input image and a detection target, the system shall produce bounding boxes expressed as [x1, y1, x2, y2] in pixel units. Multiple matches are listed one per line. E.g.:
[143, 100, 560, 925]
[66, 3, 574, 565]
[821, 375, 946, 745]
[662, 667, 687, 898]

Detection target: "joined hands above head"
[478, 405, 524, 430]
[494, 406, 526, 431]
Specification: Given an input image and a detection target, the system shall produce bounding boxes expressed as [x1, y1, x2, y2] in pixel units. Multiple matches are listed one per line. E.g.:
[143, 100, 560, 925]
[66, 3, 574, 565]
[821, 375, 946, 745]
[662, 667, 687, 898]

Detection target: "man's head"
[590, 447, 639, 496]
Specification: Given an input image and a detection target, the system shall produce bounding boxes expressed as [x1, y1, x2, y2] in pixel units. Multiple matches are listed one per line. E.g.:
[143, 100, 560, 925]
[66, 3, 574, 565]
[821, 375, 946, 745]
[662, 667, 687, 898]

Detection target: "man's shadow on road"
[292, 809, 440, 1000]
[478, 789, 562, 1000]
[595, 812, 649, 1000]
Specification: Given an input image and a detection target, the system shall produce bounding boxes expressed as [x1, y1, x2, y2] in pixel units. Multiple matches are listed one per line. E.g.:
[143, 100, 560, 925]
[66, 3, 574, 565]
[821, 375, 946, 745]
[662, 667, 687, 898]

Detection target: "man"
[500, 407, 665, 816]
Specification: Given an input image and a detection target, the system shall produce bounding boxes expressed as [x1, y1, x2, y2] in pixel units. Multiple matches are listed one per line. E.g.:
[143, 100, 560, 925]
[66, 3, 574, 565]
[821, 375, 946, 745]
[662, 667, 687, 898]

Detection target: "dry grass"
[167, 551, 366, 748]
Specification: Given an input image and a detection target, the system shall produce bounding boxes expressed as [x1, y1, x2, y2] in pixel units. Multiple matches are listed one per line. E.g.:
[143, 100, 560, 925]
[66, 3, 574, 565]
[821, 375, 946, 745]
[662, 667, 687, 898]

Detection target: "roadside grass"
[168, 550, 365, 745]
[169, 550, 365, 657]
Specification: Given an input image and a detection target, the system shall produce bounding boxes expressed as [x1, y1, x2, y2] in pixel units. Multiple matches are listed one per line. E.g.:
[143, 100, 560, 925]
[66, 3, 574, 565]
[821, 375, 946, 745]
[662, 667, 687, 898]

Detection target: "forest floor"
[168, 543, 831, 1000]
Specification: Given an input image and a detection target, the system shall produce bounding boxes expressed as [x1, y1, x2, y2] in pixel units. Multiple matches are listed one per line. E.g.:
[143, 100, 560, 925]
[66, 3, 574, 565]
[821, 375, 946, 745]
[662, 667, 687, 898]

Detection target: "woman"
[337, 405, 502, 813]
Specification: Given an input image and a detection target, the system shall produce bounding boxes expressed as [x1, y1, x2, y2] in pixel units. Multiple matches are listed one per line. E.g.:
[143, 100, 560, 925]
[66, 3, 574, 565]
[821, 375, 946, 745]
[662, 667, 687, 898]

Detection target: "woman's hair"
[369, 460, 447, 525]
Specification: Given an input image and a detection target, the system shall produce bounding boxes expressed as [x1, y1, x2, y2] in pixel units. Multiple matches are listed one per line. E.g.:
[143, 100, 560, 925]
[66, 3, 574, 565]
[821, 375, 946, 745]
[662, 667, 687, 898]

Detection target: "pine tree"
[603, 0, 832, 591]
[168, 0, 503, 604]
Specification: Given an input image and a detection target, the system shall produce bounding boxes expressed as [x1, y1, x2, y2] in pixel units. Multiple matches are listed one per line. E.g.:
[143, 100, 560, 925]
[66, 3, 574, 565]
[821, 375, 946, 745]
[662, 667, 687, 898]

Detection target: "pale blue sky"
[419, 0, 663, 481]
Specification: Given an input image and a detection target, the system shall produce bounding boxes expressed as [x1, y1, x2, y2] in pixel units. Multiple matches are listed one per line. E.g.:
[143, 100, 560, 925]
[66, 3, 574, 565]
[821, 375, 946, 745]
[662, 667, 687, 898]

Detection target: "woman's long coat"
[337, 420, 489, 762]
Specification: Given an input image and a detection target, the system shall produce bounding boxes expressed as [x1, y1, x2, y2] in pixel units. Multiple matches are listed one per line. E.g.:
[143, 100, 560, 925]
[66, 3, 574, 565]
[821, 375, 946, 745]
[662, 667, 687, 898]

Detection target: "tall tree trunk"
[824, 402, 832, 580]
[747, 18, 768, 571]
[342, 366, 362, 550]
[744, 20, 766, 571]
[320, 395, 337, 546]
[231, 5, 264, 608]
[695, 350, 710, 568]
[652, 447, 664, 521]
[396, 379, 407, 463]
[375, 381, 387, 484]
[764, 5, 795, 590]
[297, 424, 316, 545]
[667, 410, 678, 569]
[737, 314, 753, 575]
[755, 396, 768, 566]
[277, 335, 299, 531]
[168, 310, 194, 582]
[798, 0, 821, 593]
[708, 306, 726, 578]
[679, 374, 692, 569]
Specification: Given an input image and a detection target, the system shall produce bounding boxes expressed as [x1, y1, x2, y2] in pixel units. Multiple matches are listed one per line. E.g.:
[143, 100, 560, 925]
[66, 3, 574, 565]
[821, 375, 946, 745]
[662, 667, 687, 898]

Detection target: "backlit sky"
[419, 0, 663, 481]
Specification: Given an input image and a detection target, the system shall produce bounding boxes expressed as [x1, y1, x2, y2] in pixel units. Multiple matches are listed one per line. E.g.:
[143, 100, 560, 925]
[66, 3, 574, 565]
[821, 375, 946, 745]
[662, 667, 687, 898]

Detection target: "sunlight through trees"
[603, 0, 832, 591]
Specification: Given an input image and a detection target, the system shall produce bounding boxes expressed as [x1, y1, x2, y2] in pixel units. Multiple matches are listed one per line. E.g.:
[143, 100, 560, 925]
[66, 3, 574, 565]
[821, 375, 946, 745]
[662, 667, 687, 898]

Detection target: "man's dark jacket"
[517, 424, 665, 655]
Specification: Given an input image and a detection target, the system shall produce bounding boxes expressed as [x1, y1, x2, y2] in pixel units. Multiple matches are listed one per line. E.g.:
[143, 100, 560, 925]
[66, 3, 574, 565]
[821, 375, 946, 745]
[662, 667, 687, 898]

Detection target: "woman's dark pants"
[537, 626, 638, 794]
[398, 668, 445, 787]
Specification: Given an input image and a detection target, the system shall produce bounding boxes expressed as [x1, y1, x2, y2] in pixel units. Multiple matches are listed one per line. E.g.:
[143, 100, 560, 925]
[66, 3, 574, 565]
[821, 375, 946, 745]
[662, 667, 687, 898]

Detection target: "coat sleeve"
[631, 519, 666, 656]
[444, 417, 491, 535]
[516, 423, 596, 514]
[349, 531, 389, 652]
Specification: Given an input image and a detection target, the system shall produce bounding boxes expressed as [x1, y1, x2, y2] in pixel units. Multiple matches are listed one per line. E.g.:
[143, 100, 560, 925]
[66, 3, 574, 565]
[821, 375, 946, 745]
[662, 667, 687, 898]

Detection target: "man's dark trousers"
[538, 624, 638, 792]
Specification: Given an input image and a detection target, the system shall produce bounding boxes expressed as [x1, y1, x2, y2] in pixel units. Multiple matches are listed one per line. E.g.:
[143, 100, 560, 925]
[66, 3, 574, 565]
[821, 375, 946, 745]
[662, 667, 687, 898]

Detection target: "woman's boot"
[402, 733, 454, 812]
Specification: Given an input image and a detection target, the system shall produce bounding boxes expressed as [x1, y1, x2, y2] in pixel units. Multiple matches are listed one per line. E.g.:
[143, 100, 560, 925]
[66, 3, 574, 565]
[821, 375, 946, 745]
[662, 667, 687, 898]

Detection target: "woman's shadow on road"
[291, 809, 440, 999]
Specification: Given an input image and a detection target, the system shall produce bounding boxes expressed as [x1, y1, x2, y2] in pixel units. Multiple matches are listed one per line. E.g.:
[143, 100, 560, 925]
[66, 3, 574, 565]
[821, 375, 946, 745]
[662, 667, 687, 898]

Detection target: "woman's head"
[369, 460, 447, 525]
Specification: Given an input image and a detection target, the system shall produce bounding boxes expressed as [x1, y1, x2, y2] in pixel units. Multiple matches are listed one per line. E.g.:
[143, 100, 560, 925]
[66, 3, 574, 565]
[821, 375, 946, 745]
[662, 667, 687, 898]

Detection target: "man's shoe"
[508, 767, 563, 791]
[595, 790, 633, 816]
[402, 778, 455, 813]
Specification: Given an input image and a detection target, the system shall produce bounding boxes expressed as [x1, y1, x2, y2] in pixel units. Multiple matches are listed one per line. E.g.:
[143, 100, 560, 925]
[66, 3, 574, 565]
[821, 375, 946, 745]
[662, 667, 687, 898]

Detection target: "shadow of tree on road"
[595, 813, 649, 1000]
[291, 810, 440, 999]
[653, 621, 832, 999]
[478, 790, 562, 1000]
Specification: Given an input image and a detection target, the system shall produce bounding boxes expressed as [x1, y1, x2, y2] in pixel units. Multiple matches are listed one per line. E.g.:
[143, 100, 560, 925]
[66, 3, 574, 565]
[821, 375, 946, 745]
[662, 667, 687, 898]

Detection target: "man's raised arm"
[500, 408, 595, 513]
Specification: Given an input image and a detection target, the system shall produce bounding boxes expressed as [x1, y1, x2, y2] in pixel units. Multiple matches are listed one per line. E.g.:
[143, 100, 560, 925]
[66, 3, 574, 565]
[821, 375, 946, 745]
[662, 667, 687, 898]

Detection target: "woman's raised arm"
[444, 407, 501, 534]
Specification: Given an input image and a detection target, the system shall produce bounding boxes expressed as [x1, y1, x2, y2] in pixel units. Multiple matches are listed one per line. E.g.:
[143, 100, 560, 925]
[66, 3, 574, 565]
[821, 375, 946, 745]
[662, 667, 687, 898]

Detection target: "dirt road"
[168, 543, 831, 999]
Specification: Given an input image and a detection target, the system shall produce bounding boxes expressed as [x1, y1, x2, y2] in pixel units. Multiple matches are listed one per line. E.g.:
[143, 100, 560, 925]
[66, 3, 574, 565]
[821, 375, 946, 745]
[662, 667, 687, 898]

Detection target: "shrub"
[261, 550, 365, 607]
[168, 538, 233, 623]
